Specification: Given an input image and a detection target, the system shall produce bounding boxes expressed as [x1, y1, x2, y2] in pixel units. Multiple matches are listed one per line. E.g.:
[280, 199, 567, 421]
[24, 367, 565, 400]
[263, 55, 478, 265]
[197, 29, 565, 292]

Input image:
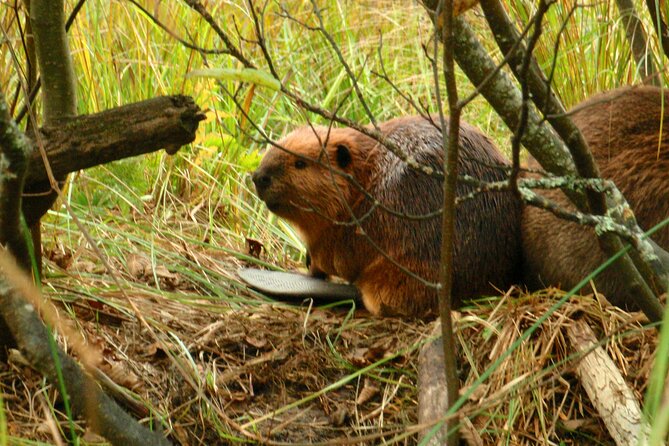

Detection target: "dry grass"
[2, 215, 657, 444]
[456, 291, 654, 445]
[17, 227, 433, 445]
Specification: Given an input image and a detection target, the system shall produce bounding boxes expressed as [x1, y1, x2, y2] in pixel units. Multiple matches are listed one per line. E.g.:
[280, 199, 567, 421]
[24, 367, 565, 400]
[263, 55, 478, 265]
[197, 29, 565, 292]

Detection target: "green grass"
[54, 1, 502, 262]
[505, 0, 668, 105]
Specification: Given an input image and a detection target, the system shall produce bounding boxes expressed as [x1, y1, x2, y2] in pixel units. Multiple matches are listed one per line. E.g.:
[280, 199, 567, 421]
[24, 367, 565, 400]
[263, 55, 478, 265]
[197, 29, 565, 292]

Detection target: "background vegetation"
[4, 0, 664, 274]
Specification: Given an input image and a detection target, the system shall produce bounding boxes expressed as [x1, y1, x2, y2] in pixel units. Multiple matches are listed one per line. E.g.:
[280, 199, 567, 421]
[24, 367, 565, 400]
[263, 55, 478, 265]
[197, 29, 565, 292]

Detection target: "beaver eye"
[294, 159, 307, 169]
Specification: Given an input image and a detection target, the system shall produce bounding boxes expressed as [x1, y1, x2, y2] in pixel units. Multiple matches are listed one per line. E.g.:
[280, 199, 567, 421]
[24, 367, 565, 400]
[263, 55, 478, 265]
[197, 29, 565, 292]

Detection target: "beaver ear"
[336, 144, 352, 168]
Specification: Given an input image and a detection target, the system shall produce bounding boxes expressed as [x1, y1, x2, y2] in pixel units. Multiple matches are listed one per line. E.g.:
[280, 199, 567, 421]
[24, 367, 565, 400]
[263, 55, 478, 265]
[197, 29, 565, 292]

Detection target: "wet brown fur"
[253, 116, 522, 317]
[522, 86, 669, 307]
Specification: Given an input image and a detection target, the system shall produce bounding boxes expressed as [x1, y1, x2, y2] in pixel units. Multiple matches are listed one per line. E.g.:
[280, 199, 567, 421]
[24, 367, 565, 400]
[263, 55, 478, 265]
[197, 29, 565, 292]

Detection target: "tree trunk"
[30, 0, 77, 122]
[27, 0, 78, 268]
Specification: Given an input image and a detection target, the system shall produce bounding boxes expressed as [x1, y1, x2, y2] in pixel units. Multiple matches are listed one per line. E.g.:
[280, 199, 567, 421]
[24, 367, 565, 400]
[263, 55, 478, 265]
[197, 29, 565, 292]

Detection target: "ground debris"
[4, 240, 658, 445]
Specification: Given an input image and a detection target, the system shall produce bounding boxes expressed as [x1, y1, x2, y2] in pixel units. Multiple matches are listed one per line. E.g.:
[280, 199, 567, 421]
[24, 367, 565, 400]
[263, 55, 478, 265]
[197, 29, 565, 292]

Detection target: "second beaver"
[522, 86, 669, 308]
[252, 116, 522, 317]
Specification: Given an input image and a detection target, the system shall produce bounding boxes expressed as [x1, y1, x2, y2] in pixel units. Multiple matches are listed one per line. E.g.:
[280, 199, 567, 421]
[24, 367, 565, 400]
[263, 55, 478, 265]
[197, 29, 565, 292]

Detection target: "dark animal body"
[522, 86, 669, 307]
[253, 116, 522, 317]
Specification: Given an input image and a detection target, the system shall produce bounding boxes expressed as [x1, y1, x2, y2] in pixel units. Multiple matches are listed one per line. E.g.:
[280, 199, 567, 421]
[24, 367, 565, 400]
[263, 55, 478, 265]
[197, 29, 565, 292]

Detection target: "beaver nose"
[251, 169, 272, 193]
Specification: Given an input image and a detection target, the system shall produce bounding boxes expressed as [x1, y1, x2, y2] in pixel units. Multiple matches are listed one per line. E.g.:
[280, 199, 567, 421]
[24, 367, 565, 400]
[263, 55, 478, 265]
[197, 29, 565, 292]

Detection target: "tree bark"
[24, 95, 205, 189]
[27, 0, 78, 268]
[0, 100, 33, 272]
[23, 95, 205, 226]
[30, 0, 77, 122]
[21, 0, 38, 133]
[437, 1, 463, 444]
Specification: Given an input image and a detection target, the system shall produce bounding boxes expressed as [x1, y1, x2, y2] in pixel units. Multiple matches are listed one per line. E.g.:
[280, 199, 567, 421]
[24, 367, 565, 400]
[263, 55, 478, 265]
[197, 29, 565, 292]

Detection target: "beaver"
[252, 116, 522, 317]
[522, 86, 669, 307]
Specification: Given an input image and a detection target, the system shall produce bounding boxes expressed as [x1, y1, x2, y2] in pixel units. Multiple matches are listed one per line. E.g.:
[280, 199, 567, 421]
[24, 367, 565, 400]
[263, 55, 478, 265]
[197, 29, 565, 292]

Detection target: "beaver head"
[252, 126, 375, 228]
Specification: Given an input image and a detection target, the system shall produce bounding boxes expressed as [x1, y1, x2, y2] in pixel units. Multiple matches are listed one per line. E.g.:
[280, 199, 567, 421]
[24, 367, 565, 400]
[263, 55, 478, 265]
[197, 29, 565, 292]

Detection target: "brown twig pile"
[455, 290, 654, 445]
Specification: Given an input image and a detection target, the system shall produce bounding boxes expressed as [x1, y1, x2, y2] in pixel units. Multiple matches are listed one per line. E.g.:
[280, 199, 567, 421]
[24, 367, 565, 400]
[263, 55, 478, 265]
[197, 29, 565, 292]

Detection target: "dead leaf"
[560, 419, 588, 431]
[356, 378, 380, 405]
[348, 348, 370, 367]
[8, 349, 29, 368]
[246, 237, 264, 258]
[72, 260, 96, 273]
[345, 337, 401, 368]
[245, 335, 268, 349]
[329, 406, 349, 427]
[171, 424, 191, 445]
[47, 247, 73, 270]
[460, 416, 484, 446]
[145, 342, 174, 359]
[81, 429, 106, 443]
[126, 254, 150, 278]
[239, 84, 256, 130]
[155, 265, 180, 289]
[155, 265, 175, 278]
[102, 360, 142, 391]
[35, 422, 52, 436]
[461, 383, 489, 403]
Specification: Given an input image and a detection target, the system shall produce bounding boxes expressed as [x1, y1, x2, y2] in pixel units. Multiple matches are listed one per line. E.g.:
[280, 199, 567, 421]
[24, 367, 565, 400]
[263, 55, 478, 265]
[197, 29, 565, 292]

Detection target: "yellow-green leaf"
[187, 68, 281, 91]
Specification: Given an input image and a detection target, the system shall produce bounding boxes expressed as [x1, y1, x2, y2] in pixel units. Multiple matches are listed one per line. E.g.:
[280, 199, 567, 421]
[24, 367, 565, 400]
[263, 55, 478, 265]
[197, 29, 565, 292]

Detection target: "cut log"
[566, 320, 650, 446]
[22, 95, 206, 225]
[26, 95, 205, 184]
[418, 320, 451, 445]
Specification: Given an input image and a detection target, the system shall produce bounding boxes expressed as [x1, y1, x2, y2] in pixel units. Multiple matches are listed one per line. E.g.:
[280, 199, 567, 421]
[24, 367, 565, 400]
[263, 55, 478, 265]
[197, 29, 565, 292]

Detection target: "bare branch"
[509, 0, 551, 194]
[182, 0, 255, 68]
[309, 0, 378, 128]
[126, 0, 232, 55]
[436, 0, 462, 444]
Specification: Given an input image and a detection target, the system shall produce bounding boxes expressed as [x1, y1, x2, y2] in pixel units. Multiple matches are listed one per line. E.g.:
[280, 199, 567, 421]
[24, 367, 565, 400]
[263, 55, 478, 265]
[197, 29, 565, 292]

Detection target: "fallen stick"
[566, 319, 650, 446]
[418, 320, 452, 445]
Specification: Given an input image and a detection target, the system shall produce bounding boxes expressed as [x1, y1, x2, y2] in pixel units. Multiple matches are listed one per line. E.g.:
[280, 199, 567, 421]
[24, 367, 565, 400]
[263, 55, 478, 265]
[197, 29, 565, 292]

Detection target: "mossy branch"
[474, 0, 665, 321]
[420, 0, 665, 322]
[29, 0, 77, 123]
[26, 0, 79, 268]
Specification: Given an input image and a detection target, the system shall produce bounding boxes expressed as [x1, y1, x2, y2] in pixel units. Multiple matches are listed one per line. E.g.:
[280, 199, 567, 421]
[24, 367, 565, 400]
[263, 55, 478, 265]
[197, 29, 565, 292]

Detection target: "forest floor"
[1, 218, 658, 446]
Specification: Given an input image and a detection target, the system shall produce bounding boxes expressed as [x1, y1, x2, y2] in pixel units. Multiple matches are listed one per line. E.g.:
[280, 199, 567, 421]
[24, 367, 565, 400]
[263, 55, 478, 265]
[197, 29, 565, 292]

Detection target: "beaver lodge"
[4, 223, 656, 445]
